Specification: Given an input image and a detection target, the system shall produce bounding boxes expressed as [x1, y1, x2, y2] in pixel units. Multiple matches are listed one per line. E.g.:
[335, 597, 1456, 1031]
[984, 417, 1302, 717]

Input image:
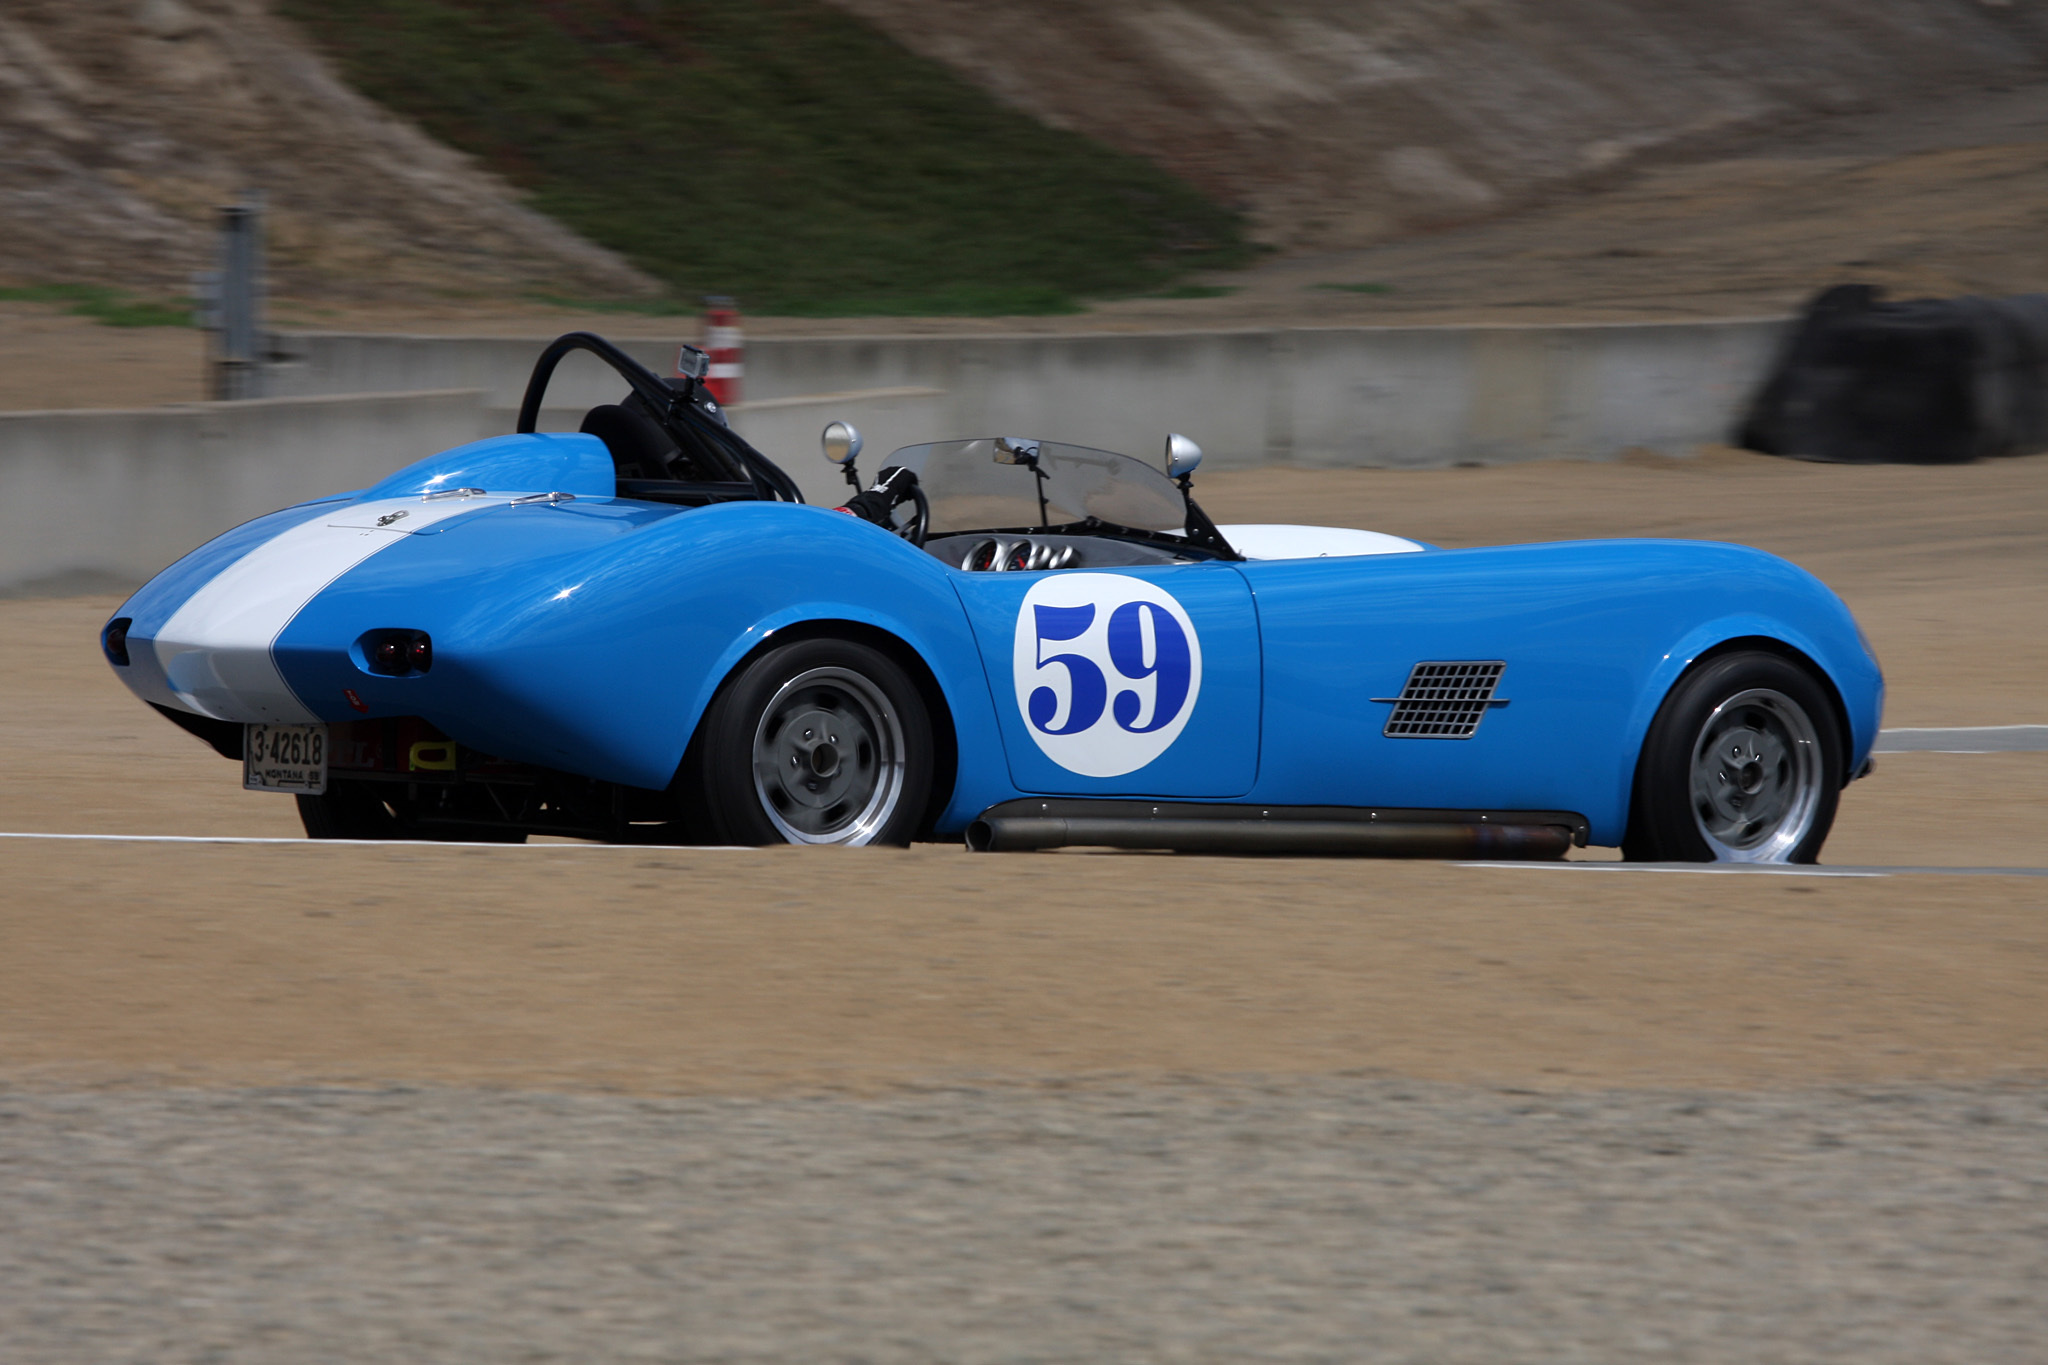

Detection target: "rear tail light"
[358, 628, 433, 677]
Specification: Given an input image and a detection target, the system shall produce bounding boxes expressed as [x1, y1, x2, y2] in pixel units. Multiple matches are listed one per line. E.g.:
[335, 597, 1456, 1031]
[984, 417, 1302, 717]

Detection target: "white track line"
[1875, 725, 2048, 753]
[1, 831, 2041, 877]
[0, 831, 749, 850]
[1462, 862, 2048, 879]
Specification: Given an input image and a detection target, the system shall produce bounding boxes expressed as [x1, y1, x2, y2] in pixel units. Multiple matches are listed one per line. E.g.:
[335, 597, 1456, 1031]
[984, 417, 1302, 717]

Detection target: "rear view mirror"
[1165, 432, 1203, 481]
[822, 421, 863, 465]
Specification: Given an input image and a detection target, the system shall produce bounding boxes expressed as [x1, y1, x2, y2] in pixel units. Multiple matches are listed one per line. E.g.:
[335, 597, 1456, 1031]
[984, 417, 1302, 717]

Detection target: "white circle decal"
[1012, 573, 1203, 778]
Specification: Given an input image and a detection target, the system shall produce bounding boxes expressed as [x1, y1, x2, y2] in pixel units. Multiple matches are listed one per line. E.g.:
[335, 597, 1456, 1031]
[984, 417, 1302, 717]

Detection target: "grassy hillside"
[278, 0, 1250, 315]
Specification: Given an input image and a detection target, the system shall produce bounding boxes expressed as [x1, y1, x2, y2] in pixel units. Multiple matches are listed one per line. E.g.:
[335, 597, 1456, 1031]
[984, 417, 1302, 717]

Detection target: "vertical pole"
[191, 268, 219, 400]
[213, 191, 266, 401]
[702, 295, 743, 407]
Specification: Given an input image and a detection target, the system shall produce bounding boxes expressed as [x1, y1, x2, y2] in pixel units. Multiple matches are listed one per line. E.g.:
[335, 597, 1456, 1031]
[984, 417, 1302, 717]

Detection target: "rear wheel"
[685, 637, 933, 846]
[1623, 650, 1843, 863]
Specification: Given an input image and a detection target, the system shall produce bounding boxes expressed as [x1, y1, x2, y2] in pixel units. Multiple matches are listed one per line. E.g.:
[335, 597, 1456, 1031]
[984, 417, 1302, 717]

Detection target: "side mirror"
[1165, 433, 1203, 482]
[822, 420, 863, 466]
[992, 436, 1040, 467]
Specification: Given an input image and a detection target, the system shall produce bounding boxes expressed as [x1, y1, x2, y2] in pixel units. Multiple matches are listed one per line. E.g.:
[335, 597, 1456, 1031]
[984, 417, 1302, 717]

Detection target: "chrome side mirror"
[822, 421, 863, 465]
[1165, 433, 1203, 482]
[992, 436, 1040, 466]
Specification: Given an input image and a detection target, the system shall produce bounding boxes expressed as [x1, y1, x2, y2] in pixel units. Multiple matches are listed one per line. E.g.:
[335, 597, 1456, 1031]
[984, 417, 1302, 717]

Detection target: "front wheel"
[684, 637, 934, 846]
[1623, 650, 1843, 864]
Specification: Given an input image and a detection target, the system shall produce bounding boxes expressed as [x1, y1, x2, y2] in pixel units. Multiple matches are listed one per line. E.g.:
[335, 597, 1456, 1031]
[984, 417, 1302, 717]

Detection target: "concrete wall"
[0, 390, 482, 594]
[269, 334, 676, 411]
[708, 388, 946, 507]
[484, 386, 947, 506]
[271, 319, 1789, 471]
[7, 317, 1792, 593]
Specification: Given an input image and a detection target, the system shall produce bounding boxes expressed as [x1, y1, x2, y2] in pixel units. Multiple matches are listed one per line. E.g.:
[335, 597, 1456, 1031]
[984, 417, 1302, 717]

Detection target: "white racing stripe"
[151, 495, 517, 724]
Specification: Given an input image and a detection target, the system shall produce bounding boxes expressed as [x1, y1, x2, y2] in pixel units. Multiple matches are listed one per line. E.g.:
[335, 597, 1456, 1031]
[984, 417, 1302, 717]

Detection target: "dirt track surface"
[3, 452, 2043, 1360]
[5, 839, 2048, 1094]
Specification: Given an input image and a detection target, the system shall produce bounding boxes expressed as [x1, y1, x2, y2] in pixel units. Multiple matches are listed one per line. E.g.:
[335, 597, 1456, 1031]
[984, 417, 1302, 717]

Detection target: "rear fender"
[679, 597, 1011, 830]
[320, 501, 1012, 808]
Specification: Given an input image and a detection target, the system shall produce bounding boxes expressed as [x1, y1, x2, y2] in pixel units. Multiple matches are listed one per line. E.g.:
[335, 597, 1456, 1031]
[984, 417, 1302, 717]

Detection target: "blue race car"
[103, 333, 1882, 861]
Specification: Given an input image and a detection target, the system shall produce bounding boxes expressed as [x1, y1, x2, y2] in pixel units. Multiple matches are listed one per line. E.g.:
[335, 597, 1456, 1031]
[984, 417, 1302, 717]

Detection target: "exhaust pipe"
[965, 801, 1584, 860]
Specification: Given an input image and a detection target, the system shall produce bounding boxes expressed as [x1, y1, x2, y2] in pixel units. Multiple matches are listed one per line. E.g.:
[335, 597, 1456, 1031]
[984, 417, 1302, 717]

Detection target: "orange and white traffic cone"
[702, 296, 743, 407]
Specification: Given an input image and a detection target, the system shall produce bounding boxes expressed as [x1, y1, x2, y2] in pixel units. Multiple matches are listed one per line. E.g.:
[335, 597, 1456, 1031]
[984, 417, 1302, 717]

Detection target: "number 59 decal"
[1012, 573, 1203, 777]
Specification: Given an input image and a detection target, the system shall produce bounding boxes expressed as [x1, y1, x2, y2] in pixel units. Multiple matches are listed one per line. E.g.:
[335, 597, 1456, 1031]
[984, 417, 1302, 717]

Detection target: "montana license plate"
[244, 723, 328, 794]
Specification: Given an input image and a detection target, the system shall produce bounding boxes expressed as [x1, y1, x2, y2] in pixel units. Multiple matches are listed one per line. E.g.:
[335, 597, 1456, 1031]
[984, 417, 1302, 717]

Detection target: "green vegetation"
[0, 283, 191, 328]
[1312, 282, 1393, 295]
[1145, 284, 1239, 300]
[280, 0, 1250, 315]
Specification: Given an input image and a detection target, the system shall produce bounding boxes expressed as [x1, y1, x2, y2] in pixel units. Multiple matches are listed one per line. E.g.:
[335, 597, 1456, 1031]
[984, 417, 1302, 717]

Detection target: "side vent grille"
[1381, 661, 1506, 739]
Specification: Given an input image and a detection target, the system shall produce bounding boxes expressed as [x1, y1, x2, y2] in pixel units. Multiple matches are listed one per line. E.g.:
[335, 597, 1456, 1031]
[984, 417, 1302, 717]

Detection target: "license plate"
[244, 723, 328, 795]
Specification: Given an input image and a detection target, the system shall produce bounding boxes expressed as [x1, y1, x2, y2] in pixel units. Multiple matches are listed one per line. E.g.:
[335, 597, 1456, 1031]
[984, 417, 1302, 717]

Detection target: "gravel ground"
[5, 1081, 2046, 1364]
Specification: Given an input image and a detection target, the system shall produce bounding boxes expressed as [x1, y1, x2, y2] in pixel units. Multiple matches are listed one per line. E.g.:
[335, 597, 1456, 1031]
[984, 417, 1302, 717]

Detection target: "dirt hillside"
[7, 2, 2048, 314]
[830, 0, 2048, 251]
[0, 0, 655, 300]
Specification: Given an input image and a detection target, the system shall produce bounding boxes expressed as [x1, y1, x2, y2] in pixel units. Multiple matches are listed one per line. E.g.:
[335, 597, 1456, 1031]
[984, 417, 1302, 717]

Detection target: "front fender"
[1615, 600, 1884, 830]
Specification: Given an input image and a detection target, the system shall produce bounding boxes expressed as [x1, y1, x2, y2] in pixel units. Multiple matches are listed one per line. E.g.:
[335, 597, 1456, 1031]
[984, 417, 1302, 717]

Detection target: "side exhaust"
[965, 800, 1586, 860]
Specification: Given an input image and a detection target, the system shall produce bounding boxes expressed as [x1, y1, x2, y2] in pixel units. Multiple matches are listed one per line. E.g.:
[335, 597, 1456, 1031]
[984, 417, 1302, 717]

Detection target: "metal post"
[212, 192, 266, 401]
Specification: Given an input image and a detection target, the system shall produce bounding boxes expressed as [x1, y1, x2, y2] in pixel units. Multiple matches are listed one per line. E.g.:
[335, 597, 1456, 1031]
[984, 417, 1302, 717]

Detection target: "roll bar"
[515, 331, 803, 504]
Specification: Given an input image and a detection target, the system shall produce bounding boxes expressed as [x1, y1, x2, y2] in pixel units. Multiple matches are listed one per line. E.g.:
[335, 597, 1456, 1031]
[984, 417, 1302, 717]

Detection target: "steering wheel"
[890, 481, 930, 548]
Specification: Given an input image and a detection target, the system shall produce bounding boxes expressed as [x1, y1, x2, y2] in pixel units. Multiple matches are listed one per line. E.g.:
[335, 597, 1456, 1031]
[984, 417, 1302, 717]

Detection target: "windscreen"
[885, 439, 1188, 536]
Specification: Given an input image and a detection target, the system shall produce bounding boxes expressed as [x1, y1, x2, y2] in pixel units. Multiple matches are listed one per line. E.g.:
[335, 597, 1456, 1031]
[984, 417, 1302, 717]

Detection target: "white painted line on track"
[0, 831, 751, 850]
[4, 832, 2042, 876]
[1875, 724, 2048, 753]
[1462, 861, 2048, 879]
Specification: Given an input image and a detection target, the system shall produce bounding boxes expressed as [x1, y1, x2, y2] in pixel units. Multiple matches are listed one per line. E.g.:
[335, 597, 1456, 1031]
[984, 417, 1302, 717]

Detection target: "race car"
[101, 332, 1882, 861]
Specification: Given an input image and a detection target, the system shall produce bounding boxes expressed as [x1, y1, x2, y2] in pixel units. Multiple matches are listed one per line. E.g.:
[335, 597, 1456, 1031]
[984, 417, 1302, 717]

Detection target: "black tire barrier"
[1738, 284, 2048, 464]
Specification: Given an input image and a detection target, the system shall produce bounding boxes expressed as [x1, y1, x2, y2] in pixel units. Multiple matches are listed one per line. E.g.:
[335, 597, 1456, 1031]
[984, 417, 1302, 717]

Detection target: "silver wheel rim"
[1688, 687, 1822, 863]
[750, 666, 906, 845]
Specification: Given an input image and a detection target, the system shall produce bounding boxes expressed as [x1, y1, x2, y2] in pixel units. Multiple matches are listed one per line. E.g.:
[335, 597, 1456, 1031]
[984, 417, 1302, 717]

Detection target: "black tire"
[1623, 650, 1843, 864]
[296, 783, 527, 843]
[684, 637, 933, 846]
